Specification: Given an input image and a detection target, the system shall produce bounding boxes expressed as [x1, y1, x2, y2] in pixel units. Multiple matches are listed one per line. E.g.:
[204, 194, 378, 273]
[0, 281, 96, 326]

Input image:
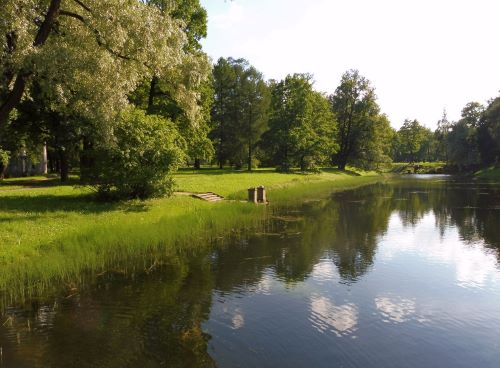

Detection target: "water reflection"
[375, 295, 416, 324]
[1, 178, 500, 367]
[309, 295, 358, 337]
[380, 213, 500, 289]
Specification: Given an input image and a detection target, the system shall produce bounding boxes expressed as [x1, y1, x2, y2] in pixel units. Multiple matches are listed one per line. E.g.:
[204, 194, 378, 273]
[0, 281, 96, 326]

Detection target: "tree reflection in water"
[1, 178, 499, 367]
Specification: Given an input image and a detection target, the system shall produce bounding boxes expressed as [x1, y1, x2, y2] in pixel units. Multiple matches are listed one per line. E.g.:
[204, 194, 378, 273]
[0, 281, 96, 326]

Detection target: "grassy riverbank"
[475, 166, 500, 180]
[0, 168, 380, 303]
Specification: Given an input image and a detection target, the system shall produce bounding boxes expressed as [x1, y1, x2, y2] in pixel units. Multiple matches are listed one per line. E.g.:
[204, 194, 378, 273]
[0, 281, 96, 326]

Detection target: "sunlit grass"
[0, 168, 381, 303]
[175, 167, 376, 199]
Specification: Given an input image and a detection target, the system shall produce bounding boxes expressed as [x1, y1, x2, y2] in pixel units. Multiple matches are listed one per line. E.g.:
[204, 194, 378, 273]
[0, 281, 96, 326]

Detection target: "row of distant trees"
[1, 1, 500, 199]
[392, 98, 500, 169]
[211, 58, 393, 172]
[210, 57, 500, 172]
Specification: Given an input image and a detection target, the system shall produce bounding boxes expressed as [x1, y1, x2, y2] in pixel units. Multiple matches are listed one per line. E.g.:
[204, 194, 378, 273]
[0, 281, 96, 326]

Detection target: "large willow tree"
[0, 0, 209, 131]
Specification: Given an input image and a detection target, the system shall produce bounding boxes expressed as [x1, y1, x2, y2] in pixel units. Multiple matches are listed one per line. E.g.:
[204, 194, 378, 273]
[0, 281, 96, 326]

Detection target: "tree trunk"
[300, 156, 306, 172]
[247, 143, 252, 171]
[80, 138, 94, 180]
[0, 163, 6, 179]
[194, 158, 201, 170]
[0, 0, 62, 128]
[147, 76, 158, 114]
[59, 148, 69, 182]
[338, 158, 347, 171]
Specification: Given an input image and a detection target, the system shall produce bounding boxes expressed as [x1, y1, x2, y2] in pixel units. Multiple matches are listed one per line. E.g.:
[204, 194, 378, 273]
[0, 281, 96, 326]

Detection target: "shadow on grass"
[319, 168, 361, 176]
[0, 193, 150, 214]
[0, 176, 79, 189]
[176, 168, 278, 176]
[177, 167, 361, 176]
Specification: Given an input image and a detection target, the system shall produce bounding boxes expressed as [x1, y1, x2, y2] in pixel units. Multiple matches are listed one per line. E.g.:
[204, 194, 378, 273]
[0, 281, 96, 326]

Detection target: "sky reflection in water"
[1, 179, 500, 368]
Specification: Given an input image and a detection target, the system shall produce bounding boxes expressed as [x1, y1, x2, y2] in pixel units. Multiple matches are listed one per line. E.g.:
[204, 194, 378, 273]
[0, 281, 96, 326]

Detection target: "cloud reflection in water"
[309, 295, 358, 337]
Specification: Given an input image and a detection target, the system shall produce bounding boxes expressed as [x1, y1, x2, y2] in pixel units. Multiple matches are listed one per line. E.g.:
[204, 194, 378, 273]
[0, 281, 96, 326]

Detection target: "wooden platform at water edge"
[175, 192, 225, 202]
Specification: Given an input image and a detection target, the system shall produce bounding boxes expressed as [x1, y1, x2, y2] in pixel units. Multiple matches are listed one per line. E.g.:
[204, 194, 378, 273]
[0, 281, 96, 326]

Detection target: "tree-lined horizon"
[2, 1, 500, 199]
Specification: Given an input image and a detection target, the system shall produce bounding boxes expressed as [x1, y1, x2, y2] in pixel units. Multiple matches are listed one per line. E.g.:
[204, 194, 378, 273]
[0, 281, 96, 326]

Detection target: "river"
[1, 176, 500, 367]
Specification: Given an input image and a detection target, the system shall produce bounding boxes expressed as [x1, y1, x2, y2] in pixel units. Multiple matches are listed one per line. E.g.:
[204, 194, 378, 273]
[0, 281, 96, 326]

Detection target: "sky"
[199, 0, 500, 129]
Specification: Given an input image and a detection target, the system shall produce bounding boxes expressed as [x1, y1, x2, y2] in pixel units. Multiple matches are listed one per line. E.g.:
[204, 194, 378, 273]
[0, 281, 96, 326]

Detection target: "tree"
[1, 0, 212, 192]
[293, 91, 337, 171]
[329, 70, 385, 170]
[262, 74, 336, 171]
[144, 0, 208, 51]
[0, 148, 9, 179]
[211, 57, 269, 169]
[417, 128, 438, 162]
[447, 102, 484, 168]
[477, 96, 500, 165]
[435, 109, 452, 162]
[83, 108, 185, 199]
[240, 66, 270, 170]
[134, 0, 213, 169]
[359, 113, 394, 170]
[0, 0, 196, 131]
[397, 119, 427, 163]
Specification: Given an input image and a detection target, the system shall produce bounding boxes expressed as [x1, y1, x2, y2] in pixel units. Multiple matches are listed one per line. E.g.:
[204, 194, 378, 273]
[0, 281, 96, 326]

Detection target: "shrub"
[0, 148, 9, 179]
[84, 109, 185, 199]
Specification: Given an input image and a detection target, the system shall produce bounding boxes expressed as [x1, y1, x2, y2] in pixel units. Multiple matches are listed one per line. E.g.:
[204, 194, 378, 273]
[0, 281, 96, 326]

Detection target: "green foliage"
[478, 96, 500, 165]
[211, 57, 270, 169]
[447, 102, 484, 167]
[435, 110, 452, 162]
[0, 149, 9, 165]
[84, 109, 185, 199]
[355, 113, 394, 170]
[330, 70, 389, 170]
[396, 119, 427, 162]
[392, 120, 437, 163]
[262, 74, 336, 171]
[0, 148, 9, 177]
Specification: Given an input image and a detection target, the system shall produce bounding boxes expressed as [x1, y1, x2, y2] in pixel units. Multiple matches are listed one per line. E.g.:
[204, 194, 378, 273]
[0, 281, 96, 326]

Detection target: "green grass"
[0, 168, 381, 304]
[175, 167, 376, 199]
[475, 166, 500, 180]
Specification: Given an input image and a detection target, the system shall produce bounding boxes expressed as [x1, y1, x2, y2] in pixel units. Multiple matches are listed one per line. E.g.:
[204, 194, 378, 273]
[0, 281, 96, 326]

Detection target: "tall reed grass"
[0, 169, 381, 305]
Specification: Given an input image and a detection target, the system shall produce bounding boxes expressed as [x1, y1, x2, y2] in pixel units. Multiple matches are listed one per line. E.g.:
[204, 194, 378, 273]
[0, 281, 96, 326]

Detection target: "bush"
[0, 148, 9, 179]
[84, 109, 185, 200]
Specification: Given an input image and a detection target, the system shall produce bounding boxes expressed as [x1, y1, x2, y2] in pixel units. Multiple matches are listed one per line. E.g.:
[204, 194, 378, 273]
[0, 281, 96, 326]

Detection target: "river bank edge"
[0, 171, 383, 307]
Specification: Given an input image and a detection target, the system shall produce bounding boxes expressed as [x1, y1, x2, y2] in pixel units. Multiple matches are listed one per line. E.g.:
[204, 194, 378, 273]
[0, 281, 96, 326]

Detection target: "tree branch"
[0, 0, 62, 128]
[72, 0, 93, 14]
[59, 10, 134, 62]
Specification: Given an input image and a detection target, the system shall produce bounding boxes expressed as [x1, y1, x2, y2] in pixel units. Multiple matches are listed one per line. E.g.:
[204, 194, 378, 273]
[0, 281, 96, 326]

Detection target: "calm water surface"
[1, 177, 500, 367]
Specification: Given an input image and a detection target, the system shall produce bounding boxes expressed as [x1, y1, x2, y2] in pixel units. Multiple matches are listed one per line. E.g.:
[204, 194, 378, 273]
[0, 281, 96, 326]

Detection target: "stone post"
[42, 144, 48, 175]
[257, 186, 267, 203]
[248, 187, 257, 203]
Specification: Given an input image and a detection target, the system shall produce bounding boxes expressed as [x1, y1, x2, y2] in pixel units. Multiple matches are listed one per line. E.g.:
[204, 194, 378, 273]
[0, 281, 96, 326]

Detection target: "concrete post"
[42, 144, 48, 175]
[248, 187, 258, 203]
[257, 186, 266, 203]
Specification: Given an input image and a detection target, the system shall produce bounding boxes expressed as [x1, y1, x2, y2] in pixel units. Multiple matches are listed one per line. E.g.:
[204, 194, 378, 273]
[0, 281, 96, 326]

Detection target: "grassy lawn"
[175, 167, 375, 199]
[0, 168, 380, 303]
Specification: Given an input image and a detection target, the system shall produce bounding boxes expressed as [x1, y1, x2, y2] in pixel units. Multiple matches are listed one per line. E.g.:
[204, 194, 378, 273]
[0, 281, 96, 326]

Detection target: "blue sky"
[199, 0, 500, 129]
